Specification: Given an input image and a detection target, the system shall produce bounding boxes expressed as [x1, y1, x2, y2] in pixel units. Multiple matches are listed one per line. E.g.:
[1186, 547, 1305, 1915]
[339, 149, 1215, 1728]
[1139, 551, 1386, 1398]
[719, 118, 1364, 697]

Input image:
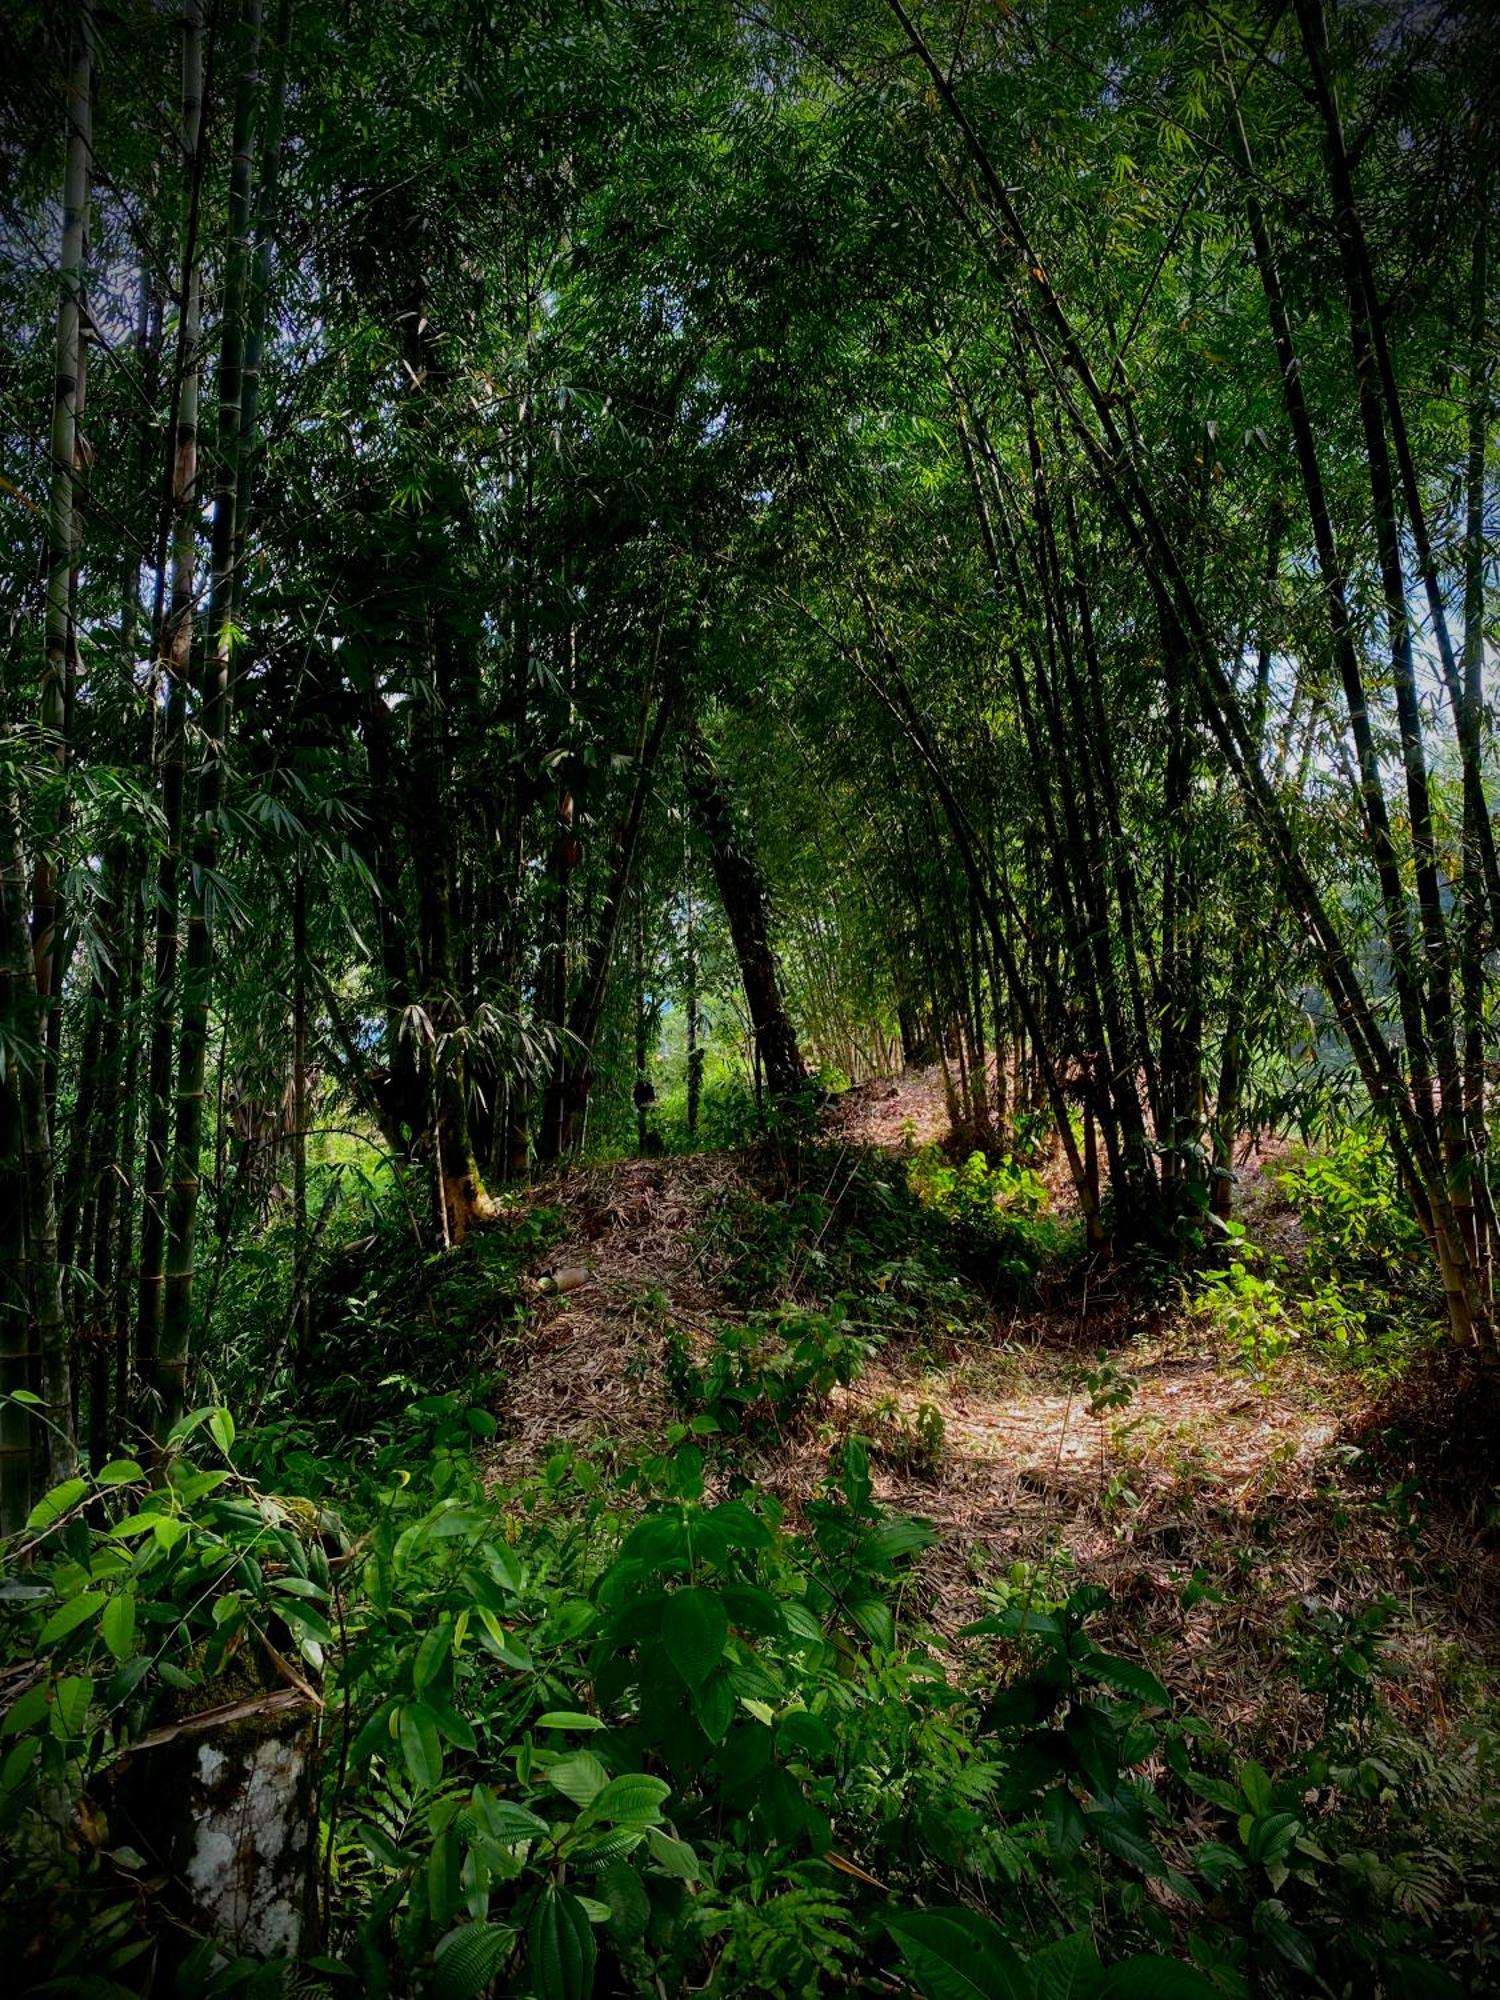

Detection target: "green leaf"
[95, 1459, 145, 1487]
[1084, 1806, 1164, 1877]
[1083, 1653, 1171, 1709]
[398, 1702, 443, 1790]
[1251, 1901, 1315, 1974]
[358, 1821, 412, 1872]
[1193, 1840, 1246, 1888]
[209, 1408, 236, 1458]
[961, 1608, 1062, 1640]
[168, 1406, 217, 1444]
[482, 1797, 550, 1844]
[426, 1696, 477, 1751]
[868, 1515, 937, 1562]
[536, 1711, 603, 1731]
[1, 1736, 40, 1791]
[582, 1774, 670, 1826]
[3, 1682, 49, 1737]
[662, 1587, 728, 1690]
[431, 1923, 513, 2000]
[1246, 1811, 1301, 1866]
[38, 1591, 106, 1647]
[645, 1827, 701, 1881]
[101, 1593, 136, 1662]
[1063, 1702, 1120, 1797]
[1238, 1759, 1273, 1815]
[525, 1885, 596, 2000]
[1380, 1955, 1467, 2000]
[1029, 1932, 1102, 2000]
[548, 1750, 609, 1808]
[1043, 1784, 1087, 1860]
[414, 1623, 452, 1694]
[886, 1908, 1032, 2000]
[26, 1478, 89, 1534]
[53, 1675, 93, 1736]
[693, 1671, 735, 1744]
[599, 1859, 650, 1945]
[427, 1822, 460, 1927]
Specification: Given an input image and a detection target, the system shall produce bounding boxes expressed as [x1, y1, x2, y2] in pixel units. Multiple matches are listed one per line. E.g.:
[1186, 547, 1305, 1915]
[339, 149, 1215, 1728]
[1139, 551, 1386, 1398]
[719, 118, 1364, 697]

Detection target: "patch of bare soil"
[824, 1339, 1498, 1758]
[825, 1065, 956, 1151]
[488, 1152, 743, 1479]
[486, 1099, 1500, 1761]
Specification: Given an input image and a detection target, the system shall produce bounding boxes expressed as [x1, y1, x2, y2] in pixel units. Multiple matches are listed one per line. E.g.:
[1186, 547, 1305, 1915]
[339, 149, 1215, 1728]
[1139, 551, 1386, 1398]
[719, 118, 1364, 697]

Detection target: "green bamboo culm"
[4, 0, 94, 1511]
[156, 0, 265, 1439]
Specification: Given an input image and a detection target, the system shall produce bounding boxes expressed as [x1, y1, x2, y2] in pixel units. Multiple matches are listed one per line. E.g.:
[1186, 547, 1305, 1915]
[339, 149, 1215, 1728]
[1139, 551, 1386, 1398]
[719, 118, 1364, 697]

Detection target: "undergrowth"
[2, 1132, 1497, 1997]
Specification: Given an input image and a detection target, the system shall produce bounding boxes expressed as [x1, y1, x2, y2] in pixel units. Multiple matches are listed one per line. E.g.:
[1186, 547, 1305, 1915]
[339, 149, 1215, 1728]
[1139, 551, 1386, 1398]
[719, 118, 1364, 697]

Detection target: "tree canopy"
[1, 0, 1498, 1991]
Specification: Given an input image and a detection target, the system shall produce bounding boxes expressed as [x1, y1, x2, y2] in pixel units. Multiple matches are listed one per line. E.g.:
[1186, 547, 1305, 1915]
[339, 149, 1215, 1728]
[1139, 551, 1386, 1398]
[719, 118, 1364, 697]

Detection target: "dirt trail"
[489, 1079, 1500, 1757]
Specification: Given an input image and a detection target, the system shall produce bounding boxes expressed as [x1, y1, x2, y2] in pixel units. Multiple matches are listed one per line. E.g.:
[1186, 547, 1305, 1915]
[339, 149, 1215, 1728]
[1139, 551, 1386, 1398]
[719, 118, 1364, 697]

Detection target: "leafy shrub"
[1190, 1221, 1300, 1378]
[665, 1302, 878, 1436]
[3, 1382, 1491, 1998]
[701, 1148, 981, 1341]
[1276, 1130, 1441, 1364]
[908, 1146, 1075, 1296]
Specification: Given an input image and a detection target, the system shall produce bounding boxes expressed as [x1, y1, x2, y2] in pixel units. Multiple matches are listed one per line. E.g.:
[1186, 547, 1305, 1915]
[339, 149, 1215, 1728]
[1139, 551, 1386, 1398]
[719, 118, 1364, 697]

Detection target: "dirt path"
[488, 1094, 1500, 1758]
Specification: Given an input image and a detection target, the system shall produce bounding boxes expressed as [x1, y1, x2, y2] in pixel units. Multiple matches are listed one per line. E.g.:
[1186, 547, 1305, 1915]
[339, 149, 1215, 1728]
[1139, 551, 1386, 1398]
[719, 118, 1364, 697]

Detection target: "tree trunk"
[292, 862, 310, 1367]
[539, 673, 677, 1160]
[682, 729, 807, 1103]
[685, 838, 703, 1138]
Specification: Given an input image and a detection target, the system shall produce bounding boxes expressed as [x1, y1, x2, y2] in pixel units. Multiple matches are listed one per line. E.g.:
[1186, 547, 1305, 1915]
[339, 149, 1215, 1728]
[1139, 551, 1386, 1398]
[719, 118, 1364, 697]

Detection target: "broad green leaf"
[525, 1885, 596, 2000]
[26, 1478, 89, 1534]
[53, 1675, 93, 1736]
[432, 1923, 514, 2000]
[1043, 1784, 1087, 1861]
[414, 1622, 452, 1693]
[1238, 1759, 1273, 1815]
[95, 1460, 145, 1487]
[1099, 1959, 1219, 1999]
[3, 1682, 49, 1737]
[38, 1591, 106, 1647]
[101, 1593, 136, 1662]
[548, 1750, 609, 1808]
[582, 1773, 670, 1826]
[398, 1702, 443, 1790]
[693, 1671, 735, 1743]
[536, 1712, 603, 1731]
[1083, 1653, 1171, 1709]
[1, 1736, 41, 1791]
[1029, 1932, 1103, 2000]
[662, 1587, 728, 1690]
[1084, 1806, 1164, 1876]
[599, 1859, 650, 1944]
[886, 1908, 1032, 2000]
[645, 1827, 701, 1881]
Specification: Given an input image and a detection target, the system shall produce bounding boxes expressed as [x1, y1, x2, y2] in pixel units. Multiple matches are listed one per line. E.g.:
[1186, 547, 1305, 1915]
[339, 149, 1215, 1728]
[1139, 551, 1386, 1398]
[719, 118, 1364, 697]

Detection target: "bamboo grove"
[0, 0, 1496, 1526]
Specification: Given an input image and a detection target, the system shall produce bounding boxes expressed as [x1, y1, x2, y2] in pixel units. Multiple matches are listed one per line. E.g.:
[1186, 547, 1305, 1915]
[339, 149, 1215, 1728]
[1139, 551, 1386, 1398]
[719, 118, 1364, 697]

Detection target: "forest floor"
[488, 1069, 1500, 1765]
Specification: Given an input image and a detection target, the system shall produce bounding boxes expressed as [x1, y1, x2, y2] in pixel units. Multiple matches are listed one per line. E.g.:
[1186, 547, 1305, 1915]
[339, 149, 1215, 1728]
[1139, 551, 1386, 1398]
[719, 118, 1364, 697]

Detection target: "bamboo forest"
[3, 0, 1500, 1991]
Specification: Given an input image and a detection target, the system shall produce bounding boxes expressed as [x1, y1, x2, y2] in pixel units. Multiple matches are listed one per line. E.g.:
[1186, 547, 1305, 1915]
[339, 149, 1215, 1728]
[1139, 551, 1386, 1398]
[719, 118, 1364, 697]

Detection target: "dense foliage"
[2, 0, 1498, 1989]
[5, 1147, 1497, 1995]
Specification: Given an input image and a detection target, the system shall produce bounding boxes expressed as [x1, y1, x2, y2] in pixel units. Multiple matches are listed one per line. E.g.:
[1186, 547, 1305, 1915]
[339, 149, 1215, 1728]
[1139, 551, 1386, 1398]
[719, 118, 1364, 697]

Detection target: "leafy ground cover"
[2, 1077, 1497, 1997]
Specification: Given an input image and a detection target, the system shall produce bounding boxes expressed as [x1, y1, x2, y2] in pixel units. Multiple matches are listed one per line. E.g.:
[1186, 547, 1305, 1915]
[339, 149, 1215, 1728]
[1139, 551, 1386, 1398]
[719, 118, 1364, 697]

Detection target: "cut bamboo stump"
[108, 1680, 320, 1961]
